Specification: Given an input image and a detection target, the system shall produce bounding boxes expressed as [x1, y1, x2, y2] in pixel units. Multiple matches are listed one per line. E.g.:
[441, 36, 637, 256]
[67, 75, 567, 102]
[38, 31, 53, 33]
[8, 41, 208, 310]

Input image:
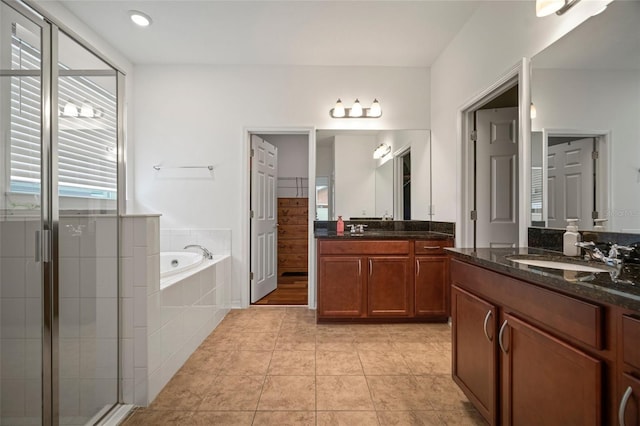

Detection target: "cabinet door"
[619, 373, 640, 426]
[415, 256, 449, 318]
[501, 313, 601, 426]
[367, 256, 412, 317]
[451, 285, 498, 425]
[318, 256, 365, 318]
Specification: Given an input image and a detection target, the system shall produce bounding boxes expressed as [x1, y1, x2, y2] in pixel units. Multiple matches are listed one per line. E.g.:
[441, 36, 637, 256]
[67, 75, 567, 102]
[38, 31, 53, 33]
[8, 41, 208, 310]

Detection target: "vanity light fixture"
[330, 98, 382, 118]
[129, 10, 152, 27]
[60, 100, 103, 118]
[535, 0, 581, 17]
[373, 143, 391, 160]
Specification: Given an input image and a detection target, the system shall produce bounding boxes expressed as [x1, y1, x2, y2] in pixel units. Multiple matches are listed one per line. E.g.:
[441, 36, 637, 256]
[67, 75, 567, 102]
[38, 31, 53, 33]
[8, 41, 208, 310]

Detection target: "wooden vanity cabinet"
[451, 259, 608, 425]
[317, 238, 451, 321]
[415, 239, 453, 319]
[451, 285, 498, 424]
[619, 313, 640, 425]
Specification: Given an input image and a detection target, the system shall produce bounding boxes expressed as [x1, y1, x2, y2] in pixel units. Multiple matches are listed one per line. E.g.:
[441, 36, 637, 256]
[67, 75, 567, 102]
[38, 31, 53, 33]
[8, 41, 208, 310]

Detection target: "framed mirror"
[315, 129, 431, 221]
[530, 0, 640, 233]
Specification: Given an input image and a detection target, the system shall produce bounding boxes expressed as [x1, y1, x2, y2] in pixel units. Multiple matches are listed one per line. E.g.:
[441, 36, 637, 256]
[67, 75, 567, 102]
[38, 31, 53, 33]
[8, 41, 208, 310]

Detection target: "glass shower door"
[0, 3, 46, 425]
[56, 31, 119, 425]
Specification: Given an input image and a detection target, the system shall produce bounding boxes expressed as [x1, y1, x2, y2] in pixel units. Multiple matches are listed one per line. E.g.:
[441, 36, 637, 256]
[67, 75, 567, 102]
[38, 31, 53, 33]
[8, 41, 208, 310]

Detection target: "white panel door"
[251, 135, 278, 302]
[547, 138, 594, 229]
[476, 107, 518, 248]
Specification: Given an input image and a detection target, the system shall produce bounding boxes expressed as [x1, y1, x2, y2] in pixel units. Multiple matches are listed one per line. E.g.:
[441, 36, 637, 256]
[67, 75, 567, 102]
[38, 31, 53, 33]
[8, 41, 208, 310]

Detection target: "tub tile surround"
[120, 217, 232, 407]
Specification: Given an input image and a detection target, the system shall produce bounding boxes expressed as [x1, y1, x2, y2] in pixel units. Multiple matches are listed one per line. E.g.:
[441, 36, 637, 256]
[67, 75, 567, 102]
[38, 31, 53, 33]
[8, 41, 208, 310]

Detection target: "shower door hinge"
[592, 150, 599, 160]
[250, 272, 254, 280]
[250, 210, 254, 219]
[470, 210, 477, 221]
[470, 130, 477, 142]
[250, 148, 255, 157]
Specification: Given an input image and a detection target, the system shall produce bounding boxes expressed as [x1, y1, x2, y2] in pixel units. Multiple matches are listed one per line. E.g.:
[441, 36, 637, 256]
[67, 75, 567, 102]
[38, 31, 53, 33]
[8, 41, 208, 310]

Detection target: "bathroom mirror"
[530, 0, 640, 233]
[315, 129, 431, 221]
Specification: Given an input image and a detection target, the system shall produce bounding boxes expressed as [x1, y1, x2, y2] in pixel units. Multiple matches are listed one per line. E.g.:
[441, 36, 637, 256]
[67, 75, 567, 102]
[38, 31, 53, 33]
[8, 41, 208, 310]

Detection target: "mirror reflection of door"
[402, 151, 411, 220]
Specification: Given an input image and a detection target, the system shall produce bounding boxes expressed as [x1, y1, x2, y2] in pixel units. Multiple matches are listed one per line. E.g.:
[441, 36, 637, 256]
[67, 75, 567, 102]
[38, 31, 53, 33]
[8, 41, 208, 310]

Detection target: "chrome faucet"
[575, 241, 633, 266]
[348, 224, 368, 234]
[184, 244, 213, 259]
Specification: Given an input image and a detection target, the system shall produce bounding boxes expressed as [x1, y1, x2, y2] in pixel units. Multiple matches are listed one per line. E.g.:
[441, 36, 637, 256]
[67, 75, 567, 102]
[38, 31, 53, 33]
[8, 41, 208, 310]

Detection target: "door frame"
[457, 58, 531, 248]
[541, 128, 611, 228]
[393, 144, 410, 221]
[242, 127, 316, 308]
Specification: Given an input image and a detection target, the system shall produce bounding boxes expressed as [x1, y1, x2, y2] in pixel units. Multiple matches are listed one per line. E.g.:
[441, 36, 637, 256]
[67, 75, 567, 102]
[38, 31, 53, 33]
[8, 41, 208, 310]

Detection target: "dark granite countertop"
[314, 230, 455, 240]
[447, 247, 640, 312]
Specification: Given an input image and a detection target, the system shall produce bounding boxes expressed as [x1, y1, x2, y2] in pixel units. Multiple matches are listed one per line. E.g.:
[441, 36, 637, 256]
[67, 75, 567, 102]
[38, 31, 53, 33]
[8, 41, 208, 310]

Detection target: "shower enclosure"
[1, 1, 123, 424]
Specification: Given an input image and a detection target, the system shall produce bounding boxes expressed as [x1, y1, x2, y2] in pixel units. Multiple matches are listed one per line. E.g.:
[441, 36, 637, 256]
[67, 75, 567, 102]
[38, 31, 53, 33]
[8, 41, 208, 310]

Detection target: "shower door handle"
[35, 229, 51, 263]
[35, 230, 40, 262]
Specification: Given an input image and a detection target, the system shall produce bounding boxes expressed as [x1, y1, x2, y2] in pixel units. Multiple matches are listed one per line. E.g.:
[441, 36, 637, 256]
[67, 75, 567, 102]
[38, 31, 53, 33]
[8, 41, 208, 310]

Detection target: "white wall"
[132, 65, 430, 306]
[334, 134, 378, 218]
[260, 134, 309, 198]
[532, 69, 640, 232]
[429, 0, 612, 245]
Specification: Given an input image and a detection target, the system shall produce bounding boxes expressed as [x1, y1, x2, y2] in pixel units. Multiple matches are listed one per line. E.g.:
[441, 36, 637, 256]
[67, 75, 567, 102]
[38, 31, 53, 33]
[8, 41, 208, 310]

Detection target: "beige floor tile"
[275, 333, 316, 351]
[316, 411, 379, 426]
[402, 347, 451, 375]
[178, 350, 231, 375]
[367, 376, 433, 411]
[315, 333, 356, 344]
[388, 332, 433, 343]
[436, 410, 488, 425]
[252, 411, 316, 426]
[392, 342, 434, 352]
[149, 373, 215, 411]
[188, 411, 255, 425]
[416, 375, 474, 411]
[316, 375, 375, 410]
[219, 350, 273, 375]
[268, 351, 316, 375]
[315, 342, 357, 352]
[359, 350, 411, 375]
[377, 410, 442, 426]
[355, 341, 396, 352]
[198, 375, 264, 411]
[316, 351, 363, 375]
[121, 409, 193, 425]
[200, 332, 243, 351]
[257, 376, 316, 411]
[238, 332, 278, 351]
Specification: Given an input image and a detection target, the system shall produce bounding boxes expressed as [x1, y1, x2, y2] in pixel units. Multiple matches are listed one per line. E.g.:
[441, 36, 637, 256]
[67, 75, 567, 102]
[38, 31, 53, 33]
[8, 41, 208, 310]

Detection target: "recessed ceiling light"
[129, 10, 152, 27]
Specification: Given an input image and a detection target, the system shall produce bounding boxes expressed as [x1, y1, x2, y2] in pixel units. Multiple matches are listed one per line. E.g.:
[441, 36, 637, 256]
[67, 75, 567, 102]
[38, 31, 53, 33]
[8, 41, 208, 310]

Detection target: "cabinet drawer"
[319, 240, 409, 255]
[415, 239, 453, 255]
[623, 315, 640, 370]
[278, 198, 308, 207]
[451, 259, 603, 349]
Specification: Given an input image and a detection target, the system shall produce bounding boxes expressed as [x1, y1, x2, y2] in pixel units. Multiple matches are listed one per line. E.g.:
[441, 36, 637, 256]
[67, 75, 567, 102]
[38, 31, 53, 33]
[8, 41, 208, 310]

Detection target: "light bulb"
[530, 102, 537, 119]
[535, 0, 565, 17]
[369, 99, 382, 117]
[63, 100, 78, 117]
[331, 99, 345, 118]
[129, 10, 152, 27]
[80, 101, 94, 118]
[350, 99, 363, 118]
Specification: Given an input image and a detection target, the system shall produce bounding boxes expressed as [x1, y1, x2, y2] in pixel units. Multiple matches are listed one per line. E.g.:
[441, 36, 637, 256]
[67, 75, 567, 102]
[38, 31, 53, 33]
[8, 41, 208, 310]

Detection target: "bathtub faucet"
[184, 244, 213, 260]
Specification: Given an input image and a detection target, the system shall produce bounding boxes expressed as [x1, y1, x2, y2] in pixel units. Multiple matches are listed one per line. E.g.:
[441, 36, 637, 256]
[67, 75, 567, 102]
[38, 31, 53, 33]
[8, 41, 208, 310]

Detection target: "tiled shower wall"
[160, 229, 232, 255]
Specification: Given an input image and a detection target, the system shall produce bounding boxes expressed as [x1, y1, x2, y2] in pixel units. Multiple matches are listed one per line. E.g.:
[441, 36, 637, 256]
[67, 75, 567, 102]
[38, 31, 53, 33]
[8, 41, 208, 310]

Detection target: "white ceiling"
[57, 0, 479, 67]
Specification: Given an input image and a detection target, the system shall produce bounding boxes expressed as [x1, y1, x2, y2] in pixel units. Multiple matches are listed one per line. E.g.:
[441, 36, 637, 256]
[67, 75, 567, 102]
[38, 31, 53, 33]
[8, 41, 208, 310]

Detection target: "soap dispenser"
[337, 216, 344, 235]
[563, 219, 581, 256]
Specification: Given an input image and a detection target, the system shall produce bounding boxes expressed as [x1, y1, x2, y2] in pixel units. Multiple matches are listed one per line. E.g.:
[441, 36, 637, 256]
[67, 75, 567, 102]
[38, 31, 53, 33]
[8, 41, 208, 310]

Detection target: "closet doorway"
[250, 132, 311, 305]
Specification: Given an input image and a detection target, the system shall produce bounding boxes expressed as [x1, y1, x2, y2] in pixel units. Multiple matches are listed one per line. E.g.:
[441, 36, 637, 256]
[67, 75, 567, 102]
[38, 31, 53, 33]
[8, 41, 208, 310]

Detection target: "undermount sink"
[507, 257, 611, 273]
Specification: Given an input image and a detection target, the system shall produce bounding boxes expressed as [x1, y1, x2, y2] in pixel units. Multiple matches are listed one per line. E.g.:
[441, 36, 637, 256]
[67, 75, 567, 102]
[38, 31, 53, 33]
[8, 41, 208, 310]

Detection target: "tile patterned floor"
[122, 307, 486, 425]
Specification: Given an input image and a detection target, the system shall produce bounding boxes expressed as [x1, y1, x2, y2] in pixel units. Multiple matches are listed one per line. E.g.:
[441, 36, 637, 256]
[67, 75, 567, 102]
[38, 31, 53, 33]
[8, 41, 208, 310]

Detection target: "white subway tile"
[0, 220, 26, 257]
[146, 217, 159, 255]
[121, 257, 134, 298]
[95, 257, 118, 298]
[79, 258, 97, 299]
[25, 298, 42, 339]
[121, 297, 134, 339]
[1, 298, 26, 338]
[147, 254, 160, 295]
[121, 378, 134, 404]
[59, 378, 80, 417]
[59, 298, 80, 338]
[133, 218, 147, 247]
[59, 338, 80, 379]
[79, 298, 97, 339]
[59, 218, 81, 258]
[121, 218, 134, 258]
[96, 298, 118, 339]
[1, 258, 26, 298]
[95, 217, 118, 258]
[25, 259, 40, 299]
[121, 338, 134, 379]
[147, 369, 164, 406]
[133, 247, 147, 287]
[133, 367, 148, 406]
[133, 286, 148, 329]
[147, 292, 161, 335]
[95, 339, 119, 379]
[147, 328, 162, 373]
[1, 339, 25, 379]
[60, 258, 80, 298]
[133, 327, 148, 368]
[24, 379, 42, 419]
[79, 218, 98, 258]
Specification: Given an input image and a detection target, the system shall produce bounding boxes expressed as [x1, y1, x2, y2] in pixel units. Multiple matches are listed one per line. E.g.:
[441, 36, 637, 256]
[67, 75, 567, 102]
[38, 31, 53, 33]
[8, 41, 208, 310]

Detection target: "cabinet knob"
[619, 385, 633, 426]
